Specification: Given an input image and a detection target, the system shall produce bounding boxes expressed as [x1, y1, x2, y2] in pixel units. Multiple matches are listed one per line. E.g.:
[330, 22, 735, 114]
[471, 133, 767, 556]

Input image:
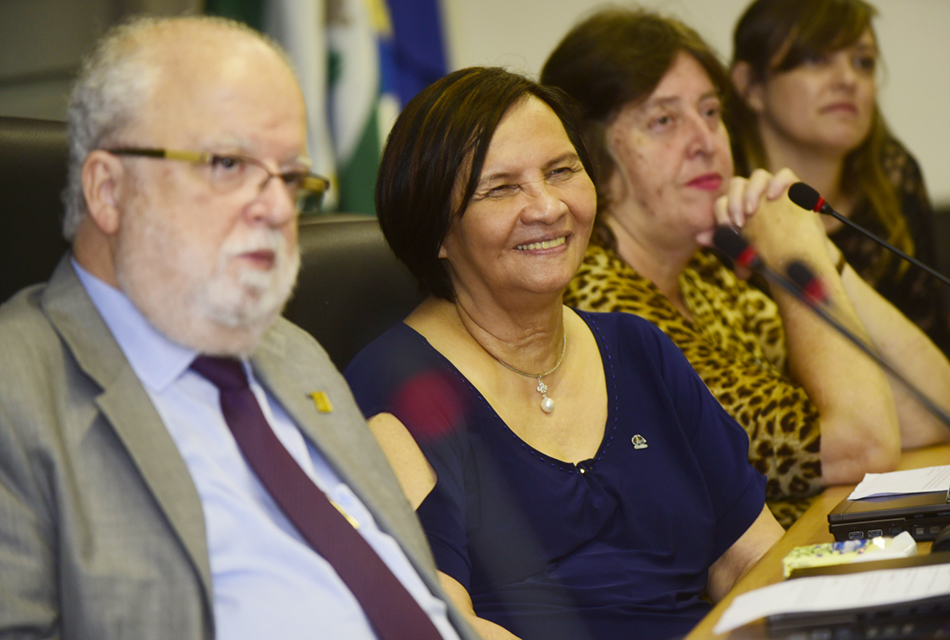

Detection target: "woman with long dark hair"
[729, 0, 950, 354]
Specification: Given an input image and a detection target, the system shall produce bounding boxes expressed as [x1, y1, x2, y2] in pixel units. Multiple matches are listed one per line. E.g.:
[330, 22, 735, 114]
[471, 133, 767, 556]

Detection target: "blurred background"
[1, 0, 947, 211]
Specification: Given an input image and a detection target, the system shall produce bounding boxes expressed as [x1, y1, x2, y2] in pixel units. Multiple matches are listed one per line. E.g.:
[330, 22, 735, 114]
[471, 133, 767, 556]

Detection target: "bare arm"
[715, 170, 948, 450]
[438, 573, 522, 640]
[832, 251, 950, 447]
[368, 413, 519, 639]
[366, 412, 437, 510]
[761, 207, 900, 483]
[715, 172, 901, 484]
[706, 505, 783, 602]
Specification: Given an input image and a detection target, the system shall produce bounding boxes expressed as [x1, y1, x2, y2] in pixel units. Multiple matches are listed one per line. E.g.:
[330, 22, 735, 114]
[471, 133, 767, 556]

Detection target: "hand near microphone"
[710, 168, 836, 274]
[703, 168, 841, 285]
[712, 168, 798, 233]
[783, 185, 950, 449]
[696, 168, 796, 250]
[710, 169, 903, 485]
[714, 170, 950, 465]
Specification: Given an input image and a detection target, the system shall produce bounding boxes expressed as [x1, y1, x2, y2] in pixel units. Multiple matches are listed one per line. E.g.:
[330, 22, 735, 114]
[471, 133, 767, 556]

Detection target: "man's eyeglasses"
[104, 147, 330, 215]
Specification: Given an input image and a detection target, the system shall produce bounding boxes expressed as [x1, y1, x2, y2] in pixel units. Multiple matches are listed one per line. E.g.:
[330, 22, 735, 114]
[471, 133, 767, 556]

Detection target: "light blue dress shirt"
[74, 260, 459, 640]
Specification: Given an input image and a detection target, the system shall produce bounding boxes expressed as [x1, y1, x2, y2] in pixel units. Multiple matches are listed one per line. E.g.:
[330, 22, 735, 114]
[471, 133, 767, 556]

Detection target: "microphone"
[713, 226, 846, 322]
[712, 226, 806, 301]
[787, 182, 950, 288]
[785, 260, 950, 430]
[787, 260, 828, 306]
[713, 226, 950, 430]
[711, 225, 762, 271]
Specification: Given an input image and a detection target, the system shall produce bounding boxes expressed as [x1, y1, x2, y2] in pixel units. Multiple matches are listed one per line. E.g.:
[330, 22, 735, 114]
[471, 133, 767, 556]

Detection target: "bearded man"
[0, 15, 475, 640]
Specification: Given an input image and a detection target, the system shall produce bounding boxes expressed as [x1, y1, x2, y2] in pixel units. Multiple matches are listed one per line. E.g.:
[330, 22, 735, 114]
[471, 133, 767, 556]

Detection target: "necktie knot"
[191, 355, 248, 391]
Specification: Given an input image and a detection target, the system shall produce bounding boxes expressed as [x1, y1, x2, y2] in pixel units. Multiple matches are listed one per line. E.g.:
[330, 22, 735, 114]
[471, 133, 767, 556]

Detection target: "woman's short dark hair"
[375, 66, 593, 300]
[540, 7, 730, 246]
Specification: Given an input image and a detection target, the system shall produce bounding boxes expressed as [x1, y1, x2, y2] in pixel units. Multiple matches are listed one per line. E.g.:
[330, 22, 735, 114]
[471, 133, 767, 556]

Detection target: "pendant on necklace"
[492, 335, 565, 415]
[537, 378, 555, 413]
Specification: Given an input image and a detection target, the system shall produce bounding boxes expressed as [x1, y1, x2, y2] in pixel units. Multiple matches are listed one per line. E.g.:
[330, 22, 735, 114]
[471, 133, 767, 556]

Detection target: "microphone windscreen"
[712, 226, 748, 259]
[788, 182, 822, 212]
[787, 260, 829, 304]
[712, 226, 761, 270]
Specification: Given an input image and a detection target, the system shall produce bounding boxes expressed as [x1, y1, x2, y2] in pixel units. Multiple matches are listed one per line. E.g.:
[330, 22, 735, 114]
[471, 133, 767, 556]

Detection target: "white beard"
[197, 229, 301, 330]
[115, 205, 300, 356]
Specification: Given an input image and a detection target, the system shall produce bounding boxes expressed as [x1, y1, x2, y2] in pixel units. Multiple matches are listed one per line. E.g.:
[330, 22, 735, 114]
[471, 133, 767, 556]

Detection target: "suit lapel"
[252, 332, 485, 639]
[251, 326, 440, 578]
[41, 258, 215, 611]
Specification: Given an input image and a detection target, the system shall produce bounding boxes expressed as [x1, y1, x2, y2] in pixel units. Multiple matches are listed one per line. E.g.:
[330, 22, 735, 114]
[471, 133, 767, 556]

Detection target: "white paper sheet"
[848, 465, 950, 500]
[713, 563, 950, 634]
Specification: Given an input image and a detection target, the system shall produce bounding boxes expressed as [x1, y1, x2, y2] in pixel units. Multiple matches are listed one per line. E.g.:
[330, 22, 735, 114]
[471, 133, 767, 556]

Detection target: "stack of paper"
[714, 563, 950, 634]
[848, 465, 950, 500]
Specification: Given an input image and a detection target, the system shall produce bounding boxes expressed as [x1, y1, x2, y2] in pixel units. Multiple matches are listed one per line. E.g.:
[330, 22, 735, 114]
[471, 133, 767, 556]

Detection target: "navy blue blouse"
[345, 310, 765, 640]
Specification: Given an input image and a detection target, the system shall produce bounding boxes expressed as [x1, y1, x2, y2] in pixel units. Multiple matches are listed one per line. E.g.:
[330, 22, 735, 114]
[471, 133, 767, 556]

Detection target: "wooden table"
[686, 443, 950, 639]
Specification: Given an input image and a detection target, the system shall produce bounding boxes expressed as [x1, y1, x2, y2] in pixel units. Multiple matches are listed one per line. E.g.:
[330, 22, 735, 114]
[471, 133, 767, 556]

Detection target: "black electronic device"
[769, 553, 950, 639]
[768, 594, 950, 639]
[935, 525, 950, 553]
[828, 490, 950, 542]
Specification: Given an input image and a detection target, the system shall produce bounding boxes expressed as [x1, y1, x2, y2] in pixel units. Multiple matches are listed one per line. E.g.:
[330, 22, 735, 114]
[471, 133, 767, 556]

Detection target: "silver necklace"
[493, 335, 567, 414]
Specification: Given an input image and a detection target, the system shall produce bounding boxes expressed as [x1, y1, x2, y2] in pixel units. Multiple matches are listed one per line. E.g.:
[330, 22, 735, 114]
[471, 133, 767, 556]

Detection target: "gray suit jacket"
[0, 258, 475, 640]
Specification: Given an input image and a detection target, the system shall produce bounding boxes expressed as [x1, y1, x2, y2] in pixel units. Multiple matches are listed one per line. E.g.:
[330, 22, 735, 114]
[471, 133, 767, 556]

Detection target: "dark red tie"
[190, 355, 444, 640]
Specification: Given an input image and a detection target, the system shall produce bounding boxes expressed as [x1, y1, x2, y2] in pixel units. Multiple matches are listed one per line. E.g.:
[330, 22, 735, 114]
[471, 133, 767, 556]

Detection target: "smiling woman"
[437, 97, 594, 306]
[342, 66, 783, 640]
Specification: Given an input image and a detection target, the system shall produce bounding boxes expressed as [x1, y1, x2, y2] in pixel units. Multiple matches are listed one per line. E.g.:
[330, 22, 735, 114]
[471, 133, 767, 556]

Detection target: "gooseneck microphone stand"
[788, 181, 950, 289]
[713, 226, 950, 431]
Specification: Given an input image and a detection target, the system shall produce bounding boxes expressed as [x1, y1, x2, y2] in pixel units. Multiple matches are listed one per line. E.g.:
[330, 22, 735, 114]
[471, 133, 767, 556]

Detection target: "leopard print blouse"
[565, 244, 822, 527]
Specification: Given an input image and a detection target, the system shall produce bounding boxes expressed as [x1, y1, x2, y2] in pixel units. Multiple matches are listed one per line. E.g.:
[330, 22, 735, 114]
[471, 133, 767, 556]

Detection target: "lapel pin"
[631, 434, 648, 450]
[310, 391, 333, 413]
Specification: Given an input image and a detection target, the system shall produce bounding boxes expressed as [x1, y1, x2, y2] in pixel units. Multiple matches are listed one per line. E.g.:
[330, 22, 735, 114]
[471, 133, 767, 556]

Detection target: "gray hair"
[62, 15, 292, 240]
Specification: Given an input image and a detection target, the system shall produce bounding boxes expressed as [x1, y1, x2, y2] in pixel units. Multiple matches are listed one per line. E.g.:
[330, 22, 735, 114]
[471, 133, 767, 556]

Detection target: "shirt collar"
[72, 258, 197, 393]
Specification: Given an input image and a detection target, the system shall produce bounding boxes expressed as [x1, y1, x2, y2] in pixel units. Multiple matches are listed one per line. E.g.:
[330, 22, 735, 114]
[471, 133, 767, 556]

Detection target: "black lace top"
[831, 137, 950, 355]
